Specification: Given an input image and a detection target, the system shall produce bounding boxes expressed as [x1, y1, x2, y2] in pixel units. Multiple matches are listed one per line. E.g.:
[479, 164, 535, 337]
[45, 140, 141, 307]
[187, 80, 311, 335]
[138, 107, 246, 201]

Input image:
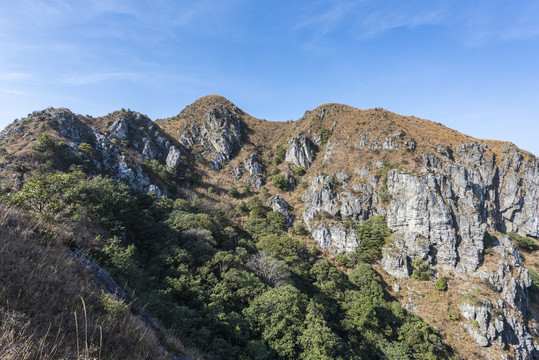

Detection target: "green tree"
[508, 232, 536, 251]
[244, 285, 307, 358]
[320, 129, 332, 145]
[299, 301, 345, 360]
[78, 142, 94, 156]
[266, 210, 286, 230]
[7, 171, 78, 221]
[102, 235, 137, 271]
[356, 215, 392, 263]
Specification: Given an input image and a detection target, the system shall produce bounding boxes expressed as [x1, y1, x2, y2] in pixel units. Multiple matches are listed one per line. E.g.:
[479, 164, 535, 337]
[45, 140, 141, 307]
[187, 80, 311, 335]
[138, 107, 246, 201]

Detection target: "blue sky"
[1, 0, 539, 154]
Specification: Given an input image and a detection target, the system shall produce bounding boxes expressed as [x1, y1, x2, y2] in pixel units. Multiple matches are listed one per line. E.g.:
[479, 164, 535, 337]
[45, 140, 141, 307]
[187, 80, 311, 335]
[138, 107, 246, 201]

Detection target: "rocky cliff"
[1, 96, 538, 359]
[0, 108, 185, 195]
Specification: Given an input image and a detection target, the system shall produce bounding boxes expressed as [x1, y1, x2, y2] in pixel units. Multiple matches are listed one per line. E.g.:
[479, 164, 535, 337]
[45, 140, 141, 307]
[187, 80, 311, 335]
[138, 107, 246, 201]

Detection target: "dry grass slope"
[0, 204, 184, 360]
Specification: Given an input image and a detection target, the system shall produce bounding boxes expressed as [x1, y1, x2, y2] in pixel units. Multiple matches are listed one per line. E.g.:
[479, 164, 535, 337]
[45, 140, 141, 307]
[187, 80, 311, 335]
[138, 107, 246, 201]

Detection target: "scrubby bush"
[293, 166, 305, 176]
[235, 200, 249, 213]
[7, 171, 79, 221]
[320, 129, 332, 145]
[508, 232, 536, 251]
[435, 277, 448, 291]
[411, 259, 432, 281]
[241, 184, 250, 197]
[272, 174, 289, 191]
[228, 186, 240, 198]
[289, 224, 307, 236]
[273, 145, 287, 165]
[267, 210, 286, 230]
[78, 142, 94, 156]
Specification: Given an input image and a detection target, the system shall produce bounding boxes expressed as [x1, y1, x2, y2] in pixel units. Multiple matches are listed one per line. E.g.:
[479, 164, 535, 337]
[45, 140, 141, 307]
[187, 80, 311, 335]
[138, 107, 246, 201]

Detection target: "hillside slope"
[1, 96, 538, 359]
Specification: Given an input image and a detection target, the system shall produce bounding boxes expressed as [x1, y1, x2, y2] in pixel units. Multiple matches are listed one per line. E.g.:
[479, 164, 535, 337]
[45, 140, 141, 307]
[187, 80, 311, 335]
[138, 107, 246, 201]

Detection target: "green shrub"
[99, 291, 129, 319]
[435, 277, 448, 291]
[228, 186, 240, 198]
[290, 224, 307, 236]
[246, 196, 264, 213]
[349, 263, 381, 288]
[271, 174, 289, 192]
[142, 159, 175, 184]
[527, 268, 539, 301]
[78, 142, 94, 156]
[270, 168, 280, 175]
[260, 186, 269, 196]
[273, 145, 287, 165]
[241, 184, 250, 197]
[293, 166, 305, 176]
[508, 232, 536, 251]
[7, 171, 79, 221]
[411, 259, 432, 281]
[320, 129, 332, 145]
[33, 133, 57, 153]
[235, 201, 249, 213]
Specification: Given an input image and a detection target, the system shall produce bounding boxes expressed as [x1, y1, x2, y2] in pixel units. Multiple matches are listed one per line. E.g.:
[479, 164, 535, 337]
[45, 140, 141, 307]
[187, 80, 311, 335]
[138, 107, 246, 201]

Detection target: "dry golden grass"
[0, 204, 186, 360]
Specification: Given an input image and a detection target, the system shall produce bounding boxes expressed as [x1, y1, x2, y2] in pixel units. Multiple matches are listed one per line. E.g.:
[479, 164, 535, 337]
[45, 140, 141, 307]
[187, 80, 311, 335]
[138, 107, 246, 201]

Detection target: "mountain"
[0, 96, 538, 359]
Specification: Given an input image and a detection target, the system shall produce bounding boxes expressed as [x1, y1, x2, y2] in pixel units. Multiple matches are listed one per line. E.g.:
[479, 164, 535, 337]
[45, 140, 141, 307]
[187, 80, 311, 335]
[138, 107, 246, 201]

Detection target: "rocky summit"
[1, 95, 538, 359]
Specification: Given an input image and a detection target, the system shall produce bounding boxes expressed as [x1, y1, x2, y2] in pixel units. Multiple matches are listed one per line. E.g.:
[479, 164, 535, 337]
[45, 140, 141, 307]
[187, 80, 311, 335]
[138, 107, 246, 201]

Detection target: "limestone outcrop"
[285, 135, 316, 169]
[178, 104, 244, 169]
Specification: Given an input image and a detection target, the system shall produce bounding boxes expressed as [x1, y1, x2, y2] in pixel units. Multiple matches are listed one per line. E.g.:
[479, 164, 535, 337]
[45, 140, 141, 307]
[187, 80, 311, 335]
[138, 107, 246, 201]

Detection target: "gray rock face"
[381, 246, 411, 279]
[267, 195, 294, 228]
[354, 167, 370, 177]
[311, 223, 358, 253]
[299, 143, 539, 305]
[382, 142, 539, 274]
[285, 135, 316, 169]
[302, 176, 339, 230]
[302, 175, 374, 252]
[354, 131, 409, 151]
[385, 169, 485, 272]
[459, 238, 538, 359]
[179, 104, 244, 169]
[244, 153, 263, 176]
[166, 145, 182, 170]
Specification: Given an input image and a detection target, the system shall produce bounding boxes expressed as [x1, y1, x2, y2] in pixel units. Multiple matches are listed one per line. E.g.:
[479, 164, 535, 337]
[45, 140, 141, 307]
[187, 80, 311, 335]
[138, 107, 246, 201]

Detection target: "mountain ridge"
[1, 96, 538, 359]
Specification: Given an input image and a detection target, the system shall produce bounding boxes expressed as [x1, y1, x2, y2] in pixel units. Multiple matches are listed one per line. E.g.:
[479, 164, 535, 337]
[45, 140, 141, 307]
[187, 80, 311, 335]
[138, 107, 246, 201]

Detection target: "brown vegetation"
[0, 204, 183, 359]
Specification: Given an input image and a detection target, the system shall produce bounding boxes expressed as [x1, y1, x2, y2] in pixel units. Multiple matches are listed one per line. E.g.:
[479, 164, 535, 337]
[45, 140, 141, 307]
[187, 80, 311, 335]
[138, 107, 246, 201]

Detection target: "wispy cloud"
[294, 1, 443, 39]
[61, 72, 149, 85]
[0, 72, 33, 81]
[293, 0, 539, 47]
[293, 1, 360, 35]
